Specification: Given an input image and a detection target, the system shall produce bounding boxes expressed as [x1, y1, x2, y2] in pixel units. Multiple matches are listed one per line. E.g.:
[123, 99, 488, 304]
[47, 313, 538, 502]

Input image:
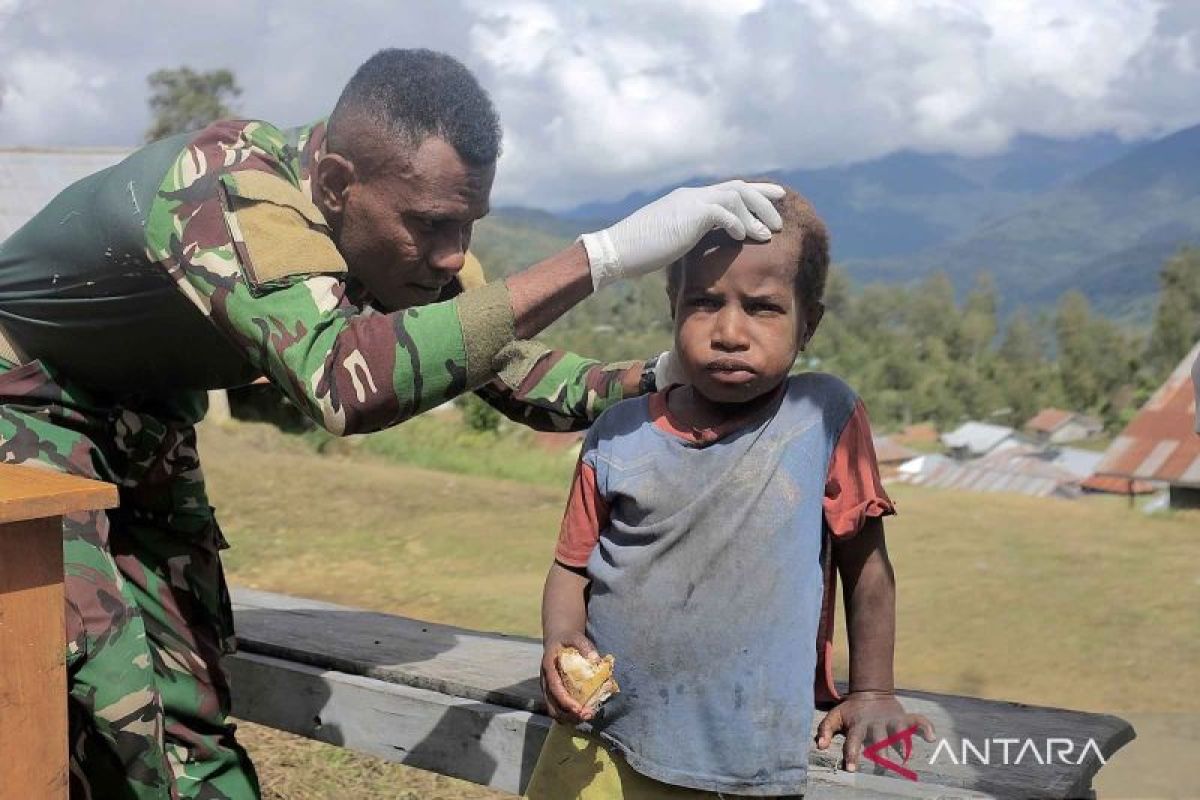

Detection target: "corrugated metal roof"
[1079, 474, 1158, 495]
[940, 421, 1022, 456]
[872, 435, 919, 464]
[1095, 340, 1200, 487]
[0, 148, 132, 240]
[1047, 446, 1104, 480]
[1025, 407, 1073, 433]
[896, 445, 1083, 498]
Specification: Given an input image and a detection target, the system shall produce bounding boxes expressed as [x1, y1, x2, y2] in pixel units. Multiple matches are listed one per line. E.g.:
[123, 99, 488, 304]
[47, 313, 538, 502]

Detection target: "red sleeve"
[823, 399, 895, 538]
[553, 456, 609, 568]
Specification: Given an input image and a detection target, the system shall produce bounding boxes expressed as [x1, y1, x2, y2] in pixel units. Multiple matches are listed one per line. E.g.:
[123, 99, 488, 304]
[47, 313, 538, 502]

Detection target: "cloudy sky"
[1, 0, 1197, 209]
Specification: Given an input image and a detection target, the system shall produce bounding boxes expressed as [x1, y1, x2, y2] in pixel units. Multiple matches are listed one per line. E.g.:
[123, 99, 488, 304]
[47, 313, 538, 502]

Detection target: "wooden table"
[0, 464, 118, 799]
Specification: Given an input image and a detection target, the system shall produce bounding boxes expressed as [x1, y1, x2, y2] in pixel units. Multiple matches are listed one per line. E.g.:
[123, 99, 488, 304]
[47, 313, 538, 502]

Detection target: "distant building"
[940, 421, 1025, 459]
[1023, 408, 1104, 445]
[893, 423, 940, 447]
[896, 445, 1083, 499]
[1093, 341, 1200, 509]
[872, 435, 920, 479]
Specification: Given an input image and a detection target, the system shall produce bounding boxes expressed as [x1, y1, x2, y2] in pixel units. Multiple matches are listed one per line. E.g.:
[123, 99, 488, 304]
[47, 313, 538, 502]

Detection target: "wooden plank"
[0, 463, 118, 524]
[0, 516, 67, 798]
[226, 652, 992, 799]
[231, 589, 1134, 798]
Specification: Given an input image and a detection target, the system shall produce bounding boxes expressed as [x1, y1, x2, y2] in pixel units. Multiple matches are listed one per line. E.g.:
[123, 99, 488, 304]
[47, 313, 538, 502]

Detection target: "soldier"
[0, 49, 783, 799]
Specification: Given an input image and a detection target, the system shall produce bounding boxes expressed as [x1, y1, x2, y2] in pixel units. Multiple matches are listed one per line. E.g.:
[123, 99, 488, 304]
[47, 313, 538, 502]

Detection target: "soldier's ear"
[315, 154, 356, 220]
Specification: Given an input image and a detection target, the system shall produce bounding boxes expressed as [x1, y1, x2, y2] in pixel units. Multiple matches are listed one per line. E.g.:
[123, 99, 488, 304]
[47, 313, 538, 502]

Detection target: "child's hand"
[540, 632, 598, 724]
[814, 691, 935, 773]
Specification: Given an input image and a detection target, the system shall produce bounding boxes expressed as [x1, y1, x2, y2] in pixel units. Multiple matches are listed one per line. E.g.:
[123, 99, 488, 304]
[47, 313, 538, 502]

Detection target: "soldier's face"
[329, 136, 494, 310]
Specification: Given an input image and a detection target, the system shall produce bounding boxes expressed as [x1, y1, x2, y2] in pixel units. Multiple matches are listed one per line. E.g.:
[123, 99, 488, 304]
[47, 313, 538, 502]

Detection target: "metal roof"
[1047, 446, 1104, 480]
[940, 421, 1022, 456]
[1095, 340, 1200, 487]
[0, 148, 132, 240]
[872, 435, 920, 464]
[1025, 407, 1074, 433]
[896, 445, 1084, 498]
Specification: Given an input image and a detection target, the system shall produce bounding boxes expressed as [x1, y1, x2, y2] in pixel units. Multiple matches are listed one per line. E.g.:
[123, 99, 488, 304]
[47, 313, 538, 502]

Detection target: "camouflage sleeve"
[145, 121, 514, 436]
[476, 340, 645, 432]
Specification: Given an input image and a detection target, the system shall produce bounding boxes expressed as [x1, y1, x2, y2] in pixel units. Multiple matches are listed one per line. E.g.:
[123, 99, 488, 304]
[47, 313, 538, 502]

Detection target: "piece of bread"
[556, 647, 619, 713]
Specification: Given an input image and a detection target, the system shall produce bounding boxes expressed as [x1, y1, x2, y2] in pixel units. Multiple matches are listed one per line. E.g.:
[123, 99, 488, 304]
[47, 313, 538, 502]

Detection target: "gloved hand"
[652, 349, 687, 391]
[580, 180, 786, 291]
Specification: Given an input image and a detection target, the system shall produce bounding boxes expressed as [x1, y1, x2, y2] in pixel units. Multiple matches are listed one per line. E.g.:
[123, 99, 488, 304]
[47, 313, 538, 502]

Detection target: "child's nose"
[712, 307, 749, 350]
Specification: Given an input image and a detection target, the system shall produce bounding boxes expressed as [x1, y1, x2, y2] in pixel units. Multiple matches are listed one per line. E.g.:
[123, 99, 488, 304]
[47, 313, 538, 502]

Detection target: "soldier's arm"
[146, 129, 592, 436]
[474, 343, 645, 432]
[449, 256, 648, 432]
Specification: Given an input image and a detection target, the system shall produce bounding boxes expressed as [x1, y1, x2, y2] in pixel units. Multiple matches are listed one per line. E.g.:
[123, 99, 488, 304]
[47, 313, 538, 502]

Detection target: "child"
[526, 187, 933, 798]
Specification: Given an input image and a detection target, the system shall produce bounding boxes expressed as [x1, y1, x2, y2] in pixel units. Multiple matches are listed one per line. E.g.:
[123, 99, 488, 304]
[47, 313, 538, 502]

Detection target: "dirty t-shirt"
[554, 373, 893, 795]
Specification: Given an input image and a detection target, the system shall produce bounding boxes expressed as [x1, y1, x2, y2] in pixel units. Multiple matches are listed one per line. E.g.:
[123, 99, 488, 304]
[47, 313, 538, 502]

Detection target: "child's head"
[666, 185, 828, 405]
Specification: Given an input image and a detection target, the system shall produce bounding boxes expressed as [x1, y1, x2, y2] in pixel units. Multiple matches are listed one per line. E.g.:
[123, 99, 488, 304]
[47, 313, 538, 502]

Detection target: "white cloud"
[0, 0, 1196, 208]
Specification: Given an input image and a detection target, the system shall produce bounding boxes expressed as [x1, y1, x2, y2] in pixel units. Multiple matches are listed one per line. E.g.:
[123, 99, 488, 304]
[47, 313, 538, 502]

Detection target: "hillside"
[851, 124, 1200, 318]
[517, 126, 1200, 321]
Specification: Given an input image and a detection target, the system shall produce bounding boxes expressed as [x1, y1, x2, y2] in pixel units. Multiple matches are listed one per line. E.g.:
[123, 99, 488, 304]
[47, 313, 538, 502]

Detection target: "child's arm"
[540, 562, 598, 723]
[815, 517, 934, 771]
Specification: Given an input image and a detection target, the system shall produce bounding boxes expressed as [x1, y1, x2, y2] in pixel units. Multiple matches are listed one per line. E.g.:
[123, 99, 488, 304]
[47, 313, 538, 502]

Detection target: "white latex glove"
[580, 180, 786, 291]
[652, 350, 687, 391]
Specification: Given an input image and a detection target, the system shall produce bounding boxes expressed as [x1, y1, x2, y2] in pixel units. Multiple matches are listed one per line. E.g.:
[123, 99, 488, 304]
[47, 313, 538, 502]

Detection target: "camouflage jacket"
[1, 119, 643, 433]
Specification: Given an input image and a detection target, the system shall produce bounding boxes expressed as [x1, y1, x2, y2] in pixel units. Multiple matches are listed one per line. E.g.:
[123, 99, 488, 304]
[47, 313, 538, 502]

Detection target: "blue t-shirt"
[579, 372, 860, 796]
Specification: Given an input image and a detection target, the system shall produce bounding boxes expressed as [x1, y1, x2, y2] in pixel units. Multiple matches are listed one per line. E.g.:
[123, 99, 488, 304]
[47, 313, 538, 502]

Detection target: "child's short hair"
[667, 185, 830, 313]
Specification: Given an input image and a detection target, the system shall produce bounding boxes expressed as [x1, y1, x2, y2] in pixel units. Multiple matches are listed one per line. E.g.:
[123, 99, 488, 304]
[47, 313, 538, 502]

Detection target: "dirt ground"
[199, 420, 1200, 799]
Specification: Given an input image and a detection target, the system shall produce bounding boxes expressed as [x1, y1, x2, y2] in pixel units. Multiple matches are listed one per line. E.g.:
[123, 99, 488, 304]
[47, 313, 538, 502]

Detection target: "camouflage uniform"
[0, 119, 642, 799]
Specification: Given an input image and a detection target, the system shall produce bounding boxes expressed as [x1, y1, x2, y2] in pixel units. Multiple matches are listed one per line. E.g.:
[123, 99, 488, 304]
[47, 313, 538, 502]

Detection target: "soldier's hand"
[580, 180, 785, 291]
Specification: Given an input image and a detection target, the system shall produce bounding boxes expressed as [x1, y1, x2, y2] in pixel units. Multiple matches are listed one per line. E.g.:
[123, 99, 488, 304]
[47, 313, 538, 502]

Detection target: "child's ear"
[800, 302, 825, 349]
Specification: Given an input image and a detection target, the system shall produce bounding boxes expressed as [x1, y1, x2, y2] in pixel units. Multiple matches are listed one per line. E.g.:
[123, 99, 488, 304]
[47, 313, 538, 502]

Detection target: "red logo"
[862, 723, 921, 781]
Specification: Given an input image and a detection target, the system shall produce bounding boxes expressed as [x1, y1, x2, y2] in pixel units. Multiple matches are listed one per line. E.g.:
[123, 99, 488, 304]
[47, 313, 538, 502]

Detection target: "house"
[940, 421, 1025, 459]
[896, 445, 1084, 499]
[872, 435, 920, 478]
[1093, 340, 1200, 509]
[1024, 408, 1104, 445]
[1045, 446, 1104, 481]
[893, 422, 940, 448]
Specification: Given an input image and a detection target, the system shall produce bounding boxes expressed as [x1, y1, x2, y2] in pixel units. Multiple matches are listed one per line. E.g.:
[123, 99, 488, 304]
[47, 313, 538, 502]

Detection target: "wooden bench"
[227, 589, 1134, 799]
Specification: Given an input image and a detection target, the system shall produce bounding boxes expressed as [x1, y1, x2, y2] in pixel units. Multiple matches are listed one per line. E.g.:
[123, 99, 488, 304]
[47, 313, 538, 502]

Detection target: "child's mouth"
[706, 360, 757, 383]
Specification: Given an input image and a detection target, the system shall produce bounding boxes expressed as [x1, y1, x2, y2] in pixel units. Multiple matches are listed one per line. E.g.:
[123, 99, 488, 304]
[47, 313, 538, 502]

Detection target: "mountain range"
[481, 125, 1200, 322]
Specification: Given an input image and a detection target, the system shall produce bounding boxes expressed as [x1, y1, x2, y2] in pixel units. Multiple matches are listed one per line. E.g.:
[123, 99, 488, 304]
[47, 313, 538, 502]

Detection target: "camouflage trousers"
[0, 358, 259, 799]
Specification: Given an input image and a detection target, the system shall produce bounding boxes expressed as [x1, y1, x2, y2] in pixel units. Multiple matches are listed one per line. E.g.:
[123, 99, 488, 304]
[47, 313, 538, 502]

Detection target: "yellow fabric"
[458, 250, 488, 290]
[224, 170, 327, 226]
[220, 172, 347, 286]
[525, 723, 724, 799]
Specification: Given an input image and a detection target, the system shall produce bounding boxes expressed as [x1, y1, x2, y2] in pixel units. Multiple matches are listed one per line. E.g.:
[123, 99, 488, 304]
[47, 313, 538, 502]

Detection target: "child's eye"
[749, 303, 784, 315]
[689, 297, 720, 309]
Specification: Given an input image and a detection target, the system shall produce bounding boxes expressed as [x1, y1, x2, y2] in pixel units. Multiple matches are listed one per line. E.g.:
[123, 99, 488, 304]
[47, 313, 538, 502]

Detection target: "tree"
[1144, 246, 1200, 380]
[145, 67, 241, 142]
[457, 393, 501, 433]
[959, 273, 998, 362]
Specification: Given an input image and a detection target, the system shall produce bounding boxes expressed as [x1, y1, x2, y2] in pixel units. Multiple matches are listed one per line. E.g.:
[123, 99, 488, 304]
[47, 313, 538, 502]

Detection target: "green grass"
[304, 412, 578, 488]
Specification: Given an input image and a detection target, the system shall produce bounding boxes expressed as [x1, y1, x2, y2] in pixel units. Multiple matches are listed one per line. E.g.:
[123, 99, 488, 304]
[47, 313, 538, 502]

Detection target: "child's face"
[672, 234, 818, 405]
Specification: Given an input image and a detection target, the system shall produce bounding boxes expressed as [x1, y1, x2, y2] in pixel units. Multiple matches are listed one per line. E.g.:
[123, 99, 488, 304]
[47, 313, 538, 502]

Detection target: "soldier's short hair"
[329, 48, 502, 166]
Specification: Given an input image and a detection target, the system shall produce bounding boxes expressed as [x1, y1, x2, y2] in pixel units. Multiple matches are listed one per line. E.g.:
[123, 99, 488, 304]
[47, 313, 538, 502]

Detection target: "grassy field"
[199, 418, 1200, 799]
